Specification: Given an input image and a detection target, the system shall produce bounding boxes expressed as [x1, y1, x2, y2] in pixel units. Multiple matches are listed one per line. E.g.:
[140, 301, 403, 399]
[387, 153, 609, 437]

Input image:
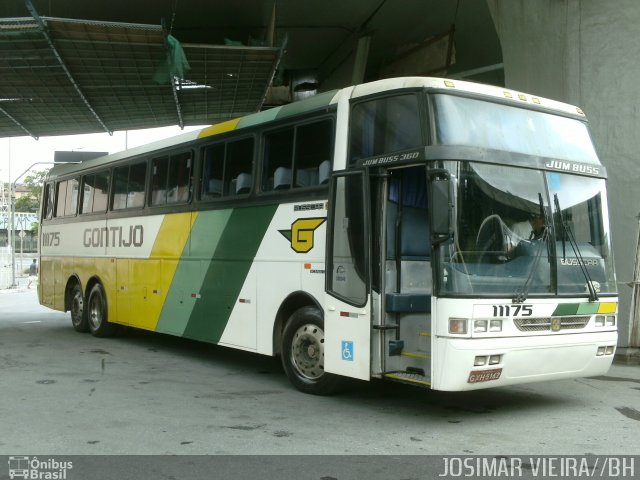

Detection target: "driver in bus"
[511, 213, 545, 241]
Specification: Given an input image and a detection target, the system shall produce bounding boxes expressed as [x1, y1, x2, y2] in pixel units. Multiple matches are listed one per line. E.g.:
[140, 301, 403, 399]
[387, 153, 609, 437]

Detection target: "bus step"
[383, 371, 431, 387]
[400, 350, 430, 360]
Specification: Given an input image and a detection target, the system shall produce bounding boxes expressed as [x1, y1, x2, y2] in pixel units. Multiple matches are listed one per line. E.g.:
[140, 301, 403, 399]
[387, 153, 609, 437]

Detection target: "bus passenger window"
[128, 162, 147, 208]
[42, 183, 54, 220]
[293, 119, 333, 189]
[225, 138, 254, 196]
[65, 178, 79, 216]
[151, 156, 169, 205]
[81, 176, 94, 213]
[151, 152, 191, 205]
[54, 178, 79, 217]
[92, 171, 110, 213]
[55, 181, 67, 217]
[263, 128, 294, 191]
[81, 172, 110, 214]
[112, 162, 147, 210]
[201, 144, 225, 199]
[168, 152, 192, 203]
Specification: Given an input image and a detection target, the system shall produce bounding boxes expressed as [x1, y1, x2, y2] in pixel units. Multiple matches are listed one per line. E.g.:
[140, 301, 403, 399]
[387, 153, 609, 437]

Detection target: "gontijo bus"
[39, 77, 618, 394]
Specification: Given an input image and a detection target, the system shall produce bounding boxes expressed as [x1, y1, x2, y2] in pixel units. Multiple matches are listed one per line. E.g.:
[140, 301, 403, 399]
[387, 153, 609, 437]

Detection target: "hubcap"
[89, 295, 102, 330]
[71, 292, 83, 323]
[291, 323, 325, 380]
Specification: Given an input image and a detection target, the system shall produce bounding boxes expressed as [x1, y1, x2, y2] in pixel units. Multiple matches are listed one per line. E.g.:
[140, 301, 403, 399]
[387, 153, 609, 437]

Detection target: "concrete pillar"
[487, 0, 640, 347]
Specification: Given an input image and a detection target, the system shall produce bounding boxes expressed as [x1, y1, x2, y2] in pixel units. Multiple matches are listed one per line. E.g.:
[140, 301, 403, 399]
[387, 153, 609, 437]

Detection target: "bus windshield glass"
[437, 162, 616, 297]
[433, 94, 600, 164]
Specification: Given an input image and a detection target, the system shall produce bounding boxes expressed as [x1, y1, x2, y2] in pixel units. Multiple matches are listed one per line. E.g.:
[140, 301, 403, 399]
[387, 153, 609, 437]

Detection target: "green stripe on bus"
[552, 303, 600, 316]
[182, 205, 278, 343]
[156, 210, 233, 335]
[576, 303, 599, 315]
[552, 304, 579, 316]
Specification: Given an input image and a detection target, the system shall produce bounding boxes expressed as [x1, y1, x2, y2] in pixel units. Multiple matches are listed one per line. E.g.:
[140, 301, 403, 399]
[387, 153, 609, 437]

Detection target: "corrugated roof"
[0, 16, 281, 139]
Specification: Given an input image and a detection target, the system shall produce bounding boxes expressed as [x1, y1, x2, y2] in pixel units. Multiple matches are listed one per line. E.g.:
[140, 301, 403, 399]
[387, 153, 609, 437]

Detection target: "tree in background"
[14, 169, 49, 213]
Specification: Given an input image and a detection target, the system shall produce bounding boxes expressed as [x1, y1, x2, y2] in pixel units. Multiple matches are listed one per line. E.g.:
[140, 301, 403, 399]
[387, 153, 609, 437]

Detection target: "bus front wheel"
[281, 306, 341, 395]
[87, 283, 117, 337]
[70, 283, 89, 333]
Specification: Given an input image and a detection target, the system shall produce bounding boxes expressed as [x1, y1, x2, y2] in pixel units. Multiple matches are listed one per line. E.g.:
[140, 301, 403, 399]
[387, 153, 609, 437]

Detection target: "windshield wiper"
[513, 193, 549, 303]
[554, 194, 599, 302]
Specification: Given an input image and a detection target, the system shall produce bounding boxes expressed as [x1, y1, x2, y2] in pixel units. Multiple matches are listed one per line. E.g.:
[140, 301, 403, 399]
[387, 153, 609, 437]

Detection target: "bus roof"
[46, 77, 587, 180]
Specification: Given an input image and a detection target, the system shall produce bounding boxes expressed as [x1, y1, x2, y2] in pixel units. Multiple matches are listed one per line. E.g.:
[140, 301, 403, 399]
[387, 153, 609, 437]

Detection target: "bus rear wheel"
[87, 283, 117, 337]
[70, 283, 89, 333]
[281, 306, 341, 395]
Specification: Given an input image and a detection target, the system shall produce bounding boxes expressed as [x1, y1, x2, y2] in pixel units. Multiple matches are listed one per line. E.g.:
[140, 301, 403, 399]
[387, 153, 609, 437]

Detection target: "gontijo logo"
[279, 218, 326, 253]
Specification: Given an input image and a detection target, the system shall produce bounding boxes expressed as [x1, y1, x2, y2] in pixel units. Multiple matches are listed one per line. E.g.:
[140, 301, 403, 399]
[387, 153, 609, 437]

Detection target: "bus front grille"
[514, 316, 590, 332]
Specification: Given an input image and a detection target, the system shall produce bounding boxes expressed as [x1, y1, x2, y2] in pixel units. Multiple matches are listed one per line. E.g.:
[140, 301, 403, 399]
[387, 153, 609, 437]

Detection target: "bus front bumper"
[432, 330, 618, 391]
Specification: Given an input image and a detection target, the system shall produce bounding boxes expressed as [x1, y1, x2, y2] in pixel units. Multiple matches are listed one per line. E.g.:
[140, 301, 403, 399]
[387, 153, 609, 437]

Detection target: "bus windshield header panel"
[433, 94, 600, 165]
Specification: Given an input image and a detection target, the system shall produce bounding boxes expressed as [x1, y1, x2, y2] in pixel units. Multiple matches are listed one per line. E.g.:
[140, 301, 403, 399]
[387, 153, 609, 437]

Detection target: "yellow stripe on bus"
[197, 118, 240, 138]
[597, 302, 617, 314]
[127, 212, 198, 331]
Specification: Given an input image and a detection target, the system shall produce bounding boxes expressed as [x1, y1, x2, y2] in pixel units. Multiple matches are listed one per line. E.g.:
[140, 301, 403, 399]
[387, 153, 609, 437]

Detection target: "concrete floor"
[1, 288, 639, 456]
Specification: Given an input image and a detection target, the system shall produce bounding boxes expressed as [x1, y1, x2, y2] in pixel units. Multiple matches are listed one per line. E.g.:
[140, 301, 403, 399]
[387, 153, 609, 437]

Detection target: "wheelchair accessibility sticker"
[341, 341, 354, 361]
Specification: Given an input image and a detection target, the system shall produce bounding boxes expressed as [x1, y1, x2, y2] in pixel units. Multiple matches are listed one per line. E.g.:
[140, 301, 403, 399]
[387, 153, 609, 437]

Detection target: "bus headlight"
[489, 354, 502, 365]
[606, 316, 616, 326]
[474, 356, 487, 366]
[595, 315, 605, 327]
[449, 318, 468, 334]
[473, 320, 487, 333]
[490, 319, 503, 332]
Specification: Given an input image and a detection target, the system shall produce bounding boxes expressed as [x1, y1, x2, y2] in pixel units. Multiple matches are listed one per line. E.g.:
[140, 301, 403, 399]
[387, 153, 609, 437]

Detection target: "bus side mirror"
[430, 177, 454, 238]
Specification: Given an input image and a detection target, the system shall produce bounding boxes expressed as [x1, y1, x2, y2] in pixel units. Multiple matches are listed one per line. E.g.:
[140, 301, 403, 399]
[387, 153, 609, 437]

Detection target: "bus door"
[324, 170, 372, 380]
[376, 165, 433, 387]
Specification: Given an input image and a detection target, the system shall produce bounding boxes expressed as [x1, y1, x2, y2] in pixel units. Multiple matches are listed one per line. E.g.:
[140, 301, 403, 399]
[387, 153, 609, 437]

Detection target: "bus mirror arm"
[428, 169, 455, 243]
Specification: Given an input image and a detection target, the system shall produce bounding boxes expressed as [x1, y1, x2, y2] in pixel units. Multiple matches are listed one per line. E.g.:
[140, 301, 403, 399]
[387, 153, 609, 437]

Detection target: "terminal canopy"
[0, 16, 281, 139]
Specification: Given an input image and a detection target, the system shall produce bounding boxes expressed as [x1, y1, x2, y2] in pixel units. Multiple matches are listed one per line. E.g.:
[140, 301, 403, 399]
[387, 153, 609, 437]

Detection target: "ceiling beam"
[24, 0, 112, 135]
[171, 79, 185, 129]
[0, 105, 38, 139]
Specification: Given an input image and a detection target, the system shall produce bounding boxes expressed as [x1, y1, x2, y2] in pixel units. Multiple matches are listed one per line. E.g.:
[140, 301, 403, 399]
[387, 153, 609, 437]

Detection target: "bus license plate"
[468, 368, 502, 384]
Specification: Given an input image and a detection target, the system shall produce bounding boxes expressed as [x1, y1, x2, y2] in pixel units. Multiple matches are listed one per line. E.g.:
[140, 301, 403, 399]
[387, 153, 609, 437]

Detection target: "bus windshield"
[437, 161, 616, 297]
[433, 94, 599, 164]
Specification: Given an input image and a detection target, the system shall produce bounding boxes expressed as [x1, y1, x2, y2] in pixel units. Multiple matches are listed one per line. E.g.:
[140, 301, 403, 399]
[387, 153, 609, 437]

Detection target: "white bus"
[39, 77, 618, 394]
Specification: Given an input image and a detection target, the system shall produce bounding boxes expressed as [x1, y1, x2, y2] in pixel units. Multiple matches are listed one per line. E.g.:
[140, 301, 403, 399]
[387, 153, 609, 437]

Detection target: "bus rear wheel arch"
[281, 306, 341, 395]
[87, 283, 117, 337]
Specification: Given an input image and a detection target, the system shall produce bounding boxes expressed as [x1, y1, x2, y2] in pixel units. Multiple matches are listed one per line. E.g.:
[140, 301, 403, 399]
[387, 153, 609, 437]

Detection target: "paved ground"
[1, 287, 639, 456]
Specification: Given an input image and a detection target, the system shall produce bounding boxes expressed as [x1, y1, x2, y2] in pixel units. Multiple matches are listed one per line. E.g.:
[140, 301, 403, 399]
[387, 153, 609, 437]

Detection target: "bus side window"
[151, 152, 192, 205]
[112, 162, 147, 210]
[42, 183, 54, 220]
[92, 170, 110, 213]
[81, 175, 94, 214]
[293, 119, 333, 189]
[55, 180, 66, 217]
[168, 152, 192, 203]
[349, 94, 422, 166]
[128, 162, 147, 208]
[263, 128, 294, 191]
[225, 138, 254, 196]
[151, 156, 169, 206]
[82, 171, 110, 214]
[66, 178, 79, 216]
[201, 143, 225, 199]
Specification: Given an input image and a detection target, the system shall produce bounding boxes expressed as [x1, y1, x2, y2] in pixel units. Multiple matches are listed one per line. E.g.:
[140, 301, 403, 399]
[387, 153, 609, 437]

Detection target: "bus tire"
[70, 283, 89, 333]
[281, 306, 341, 395]
[87, 283, 117, 337]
